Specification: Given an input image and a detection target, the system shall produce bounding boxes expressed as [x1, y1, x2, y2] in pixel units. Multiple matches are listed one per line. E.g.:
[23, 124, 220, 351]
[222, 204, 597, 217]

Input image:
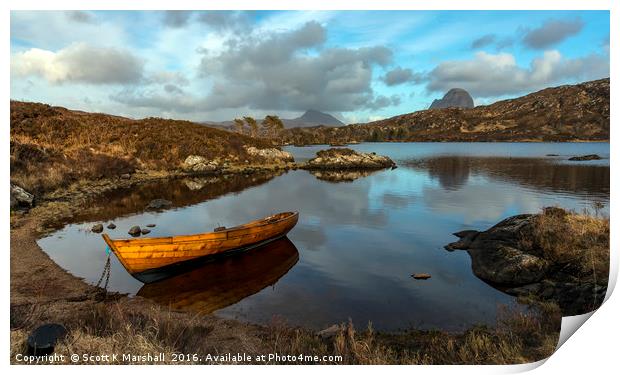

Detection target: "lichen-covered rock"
[182, 155, 219, 172]
[244, 146, 294, 163]
[10, 183, 34, 209]
[305, 148, 395, 170]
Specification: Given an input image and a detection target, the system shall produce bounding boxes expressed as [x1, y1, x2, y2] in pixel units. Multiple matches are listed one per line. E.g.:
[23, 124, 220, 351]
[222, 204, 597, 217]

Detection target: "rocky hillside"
[10, 101, 278, 195]
[281, 78, 609, 145]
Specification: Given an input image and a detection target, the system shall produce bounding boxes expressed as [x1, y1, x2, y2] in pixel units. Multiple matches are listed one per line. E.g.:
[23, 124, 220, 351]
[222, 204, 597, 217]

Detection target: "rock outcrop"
[244, 146, 294, 163]
[429, 88, 474, 109]
[304, 148, 396, 170]
[445, 208, 608, 315]
[182, 155, 219, 173]
[10, 183, 34, 209]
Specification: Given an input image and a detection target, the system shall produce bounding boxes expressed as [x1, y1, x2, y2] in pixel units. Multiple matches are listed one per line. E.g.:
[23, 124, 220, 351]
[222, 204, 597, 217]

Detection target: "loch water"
[38, 142, 609, 331]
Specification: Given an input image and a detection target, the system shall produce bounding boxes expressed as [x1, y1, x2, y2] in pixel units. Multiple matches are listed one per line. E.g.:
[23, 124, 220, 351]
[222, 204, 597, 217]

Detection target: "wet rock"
[244, 146, 295, 163]
[445, 230, 479, 250]
[128, 226, 141, 236]
[146, 224, 156, 228]
[107, 223, 116, 229]
[10, 183, 34, 209]
[317, 324, 341, 339]
[141, 228, 151, 235]
[568, 154, 602, 161]
[91, 224, 104, 233]
[146, 199, 172, 210]
[183, 155, 219, 173]
[412, 273, 431, 280]
[305, 148, 396, 170]
[27, 323, 67, 356]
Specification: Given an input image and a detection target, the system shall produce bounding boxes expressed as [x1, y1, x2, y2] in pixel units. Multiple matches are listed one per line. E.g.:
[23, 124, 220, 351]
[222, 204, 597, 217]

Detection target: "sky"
[10, 10, 610, 123]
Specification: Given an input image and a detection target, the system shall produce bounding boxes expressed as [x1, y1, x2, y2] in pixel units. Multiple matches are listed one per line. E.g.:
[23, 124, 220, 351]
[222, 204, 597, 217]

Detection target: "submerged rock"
[91, 224, 104, 233]
[305, 148, 396, 170]
[141, 228, 151, 235]
[10, 183, 34, 209]
[568, 154, 602, 161]
[146, 199, 172, 210]
[128, 226, 141, 236]
[146, 224, 156, 228]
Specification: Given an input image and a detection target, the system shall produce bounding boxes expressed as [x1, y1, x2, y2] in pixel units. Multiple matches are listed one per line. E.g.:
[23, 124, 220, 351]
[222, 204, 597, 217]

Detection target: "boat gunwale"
[103, 211, 299, 246]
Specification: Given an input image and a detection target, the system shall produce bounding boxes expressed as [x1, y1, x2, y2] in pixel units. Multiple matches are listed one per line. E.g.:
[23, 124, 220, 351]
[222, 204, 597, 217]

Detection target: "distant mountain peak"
[294, 109, 345, 127]
[429, 88, 474, 109]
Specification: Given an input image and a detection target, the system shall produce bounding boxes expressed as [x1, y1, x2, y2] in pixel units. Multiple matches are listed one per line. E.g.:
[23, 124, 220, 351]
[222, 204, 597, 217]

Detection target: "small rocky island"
[303, 148, 396, 170]
[445, 207, 608, 315]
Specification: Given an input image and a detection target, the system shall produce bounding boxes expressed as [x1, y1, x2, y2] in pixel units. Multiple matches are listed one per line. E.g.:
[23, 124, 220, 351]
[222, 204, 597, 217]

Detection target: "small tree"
[262, 115, 284, 138]
[233, 118, 245, 134]
[243, 116, 258, 137]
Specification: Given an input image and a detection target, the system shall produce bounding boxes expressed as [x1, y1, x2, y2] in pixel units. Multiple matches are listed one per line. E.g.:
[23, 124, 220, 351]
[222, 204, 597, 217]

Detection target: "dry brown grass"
[263, 301, 560, 364]
[10, 299, 560, 365]
[528, 206, 609, 281]
[10, 101, 275, 195]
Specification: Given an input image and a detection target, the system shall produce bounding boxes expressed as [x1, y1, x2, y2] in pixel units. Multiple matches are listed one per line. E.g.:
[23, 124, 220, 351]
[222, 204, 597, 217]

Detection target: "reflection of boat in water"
[136, 237, 299, 313]
[102, 212, 299, 283]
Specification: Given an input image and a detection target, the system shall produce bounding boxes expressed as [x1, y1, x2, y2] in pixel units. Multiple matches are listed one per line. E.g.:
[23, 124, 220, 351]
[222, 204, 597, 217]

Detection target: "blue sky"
[10, 10, 609, 123]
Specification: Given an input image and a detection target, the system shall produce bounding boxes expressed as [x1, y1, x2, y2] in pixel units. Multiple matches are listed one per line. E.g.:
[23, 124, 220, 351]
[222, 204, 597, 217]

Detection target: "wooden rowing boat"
[102, 211, 299, 283]
[136, 237, 299, 313]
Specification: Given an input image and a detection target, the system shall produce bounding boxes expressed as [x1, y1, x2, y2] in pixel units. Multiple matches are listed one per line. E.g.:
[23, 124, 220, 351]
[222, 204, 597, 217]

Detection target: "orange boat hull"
[102, 212, 298, 282]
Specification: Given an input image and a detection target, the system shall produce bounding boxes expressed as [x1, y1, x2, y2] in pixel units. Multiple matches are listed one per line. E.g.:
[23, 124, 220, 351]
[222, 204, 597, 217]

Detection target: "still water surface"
[38, 143, 609, 331]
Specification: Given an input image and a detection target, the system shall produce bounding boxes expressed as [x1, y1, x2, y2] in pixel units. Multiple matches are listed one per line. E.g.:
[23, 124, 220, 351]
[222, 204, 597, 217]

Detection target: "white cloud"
[427, 50, 609, 98]
[11, 43, 144, 84]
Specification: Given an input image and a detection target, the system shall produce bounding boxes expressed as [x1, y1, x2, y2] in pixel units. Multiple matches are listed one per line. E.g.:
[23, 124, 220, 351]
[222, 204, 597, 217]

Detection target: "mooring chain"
[94, 246, 112, 295]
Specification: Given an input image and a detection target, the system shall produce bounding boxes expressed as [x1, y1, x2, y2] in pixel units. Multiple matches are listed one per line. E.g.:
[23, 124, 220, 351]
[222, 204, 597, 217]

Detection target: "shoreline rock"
[10, 183, 34, 210]
[304, 148, 396, 170]
[445, 208, 608, 315]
